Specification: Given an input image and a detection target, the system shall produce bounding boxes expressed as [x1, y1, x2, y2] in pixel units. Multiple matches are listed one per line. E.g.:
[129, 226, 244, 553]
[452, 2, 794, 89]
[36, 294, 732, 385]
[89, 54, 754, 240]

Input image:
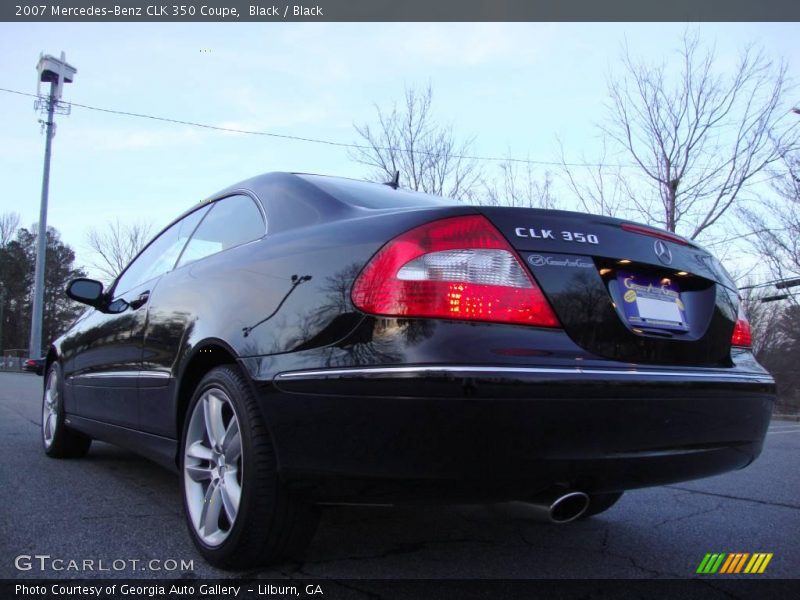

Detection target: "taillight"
[731, 308, 752, 348]
[352, 215, 560, 327]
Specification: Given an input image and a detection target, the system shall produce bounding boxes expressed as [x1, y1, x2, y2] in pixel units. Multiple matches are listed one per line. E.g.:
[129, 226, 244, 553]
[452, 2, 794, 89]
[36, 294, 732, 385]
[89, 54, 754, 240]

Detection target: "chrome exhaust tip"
[527, 489, 590, 524]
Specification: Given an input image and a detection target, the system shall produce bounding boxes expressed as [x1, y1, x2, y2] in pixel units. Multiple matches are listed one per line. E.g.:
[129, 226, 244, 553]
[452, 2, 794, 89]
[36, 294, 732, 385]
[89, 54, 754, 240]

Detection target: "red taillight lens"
[731, 303, 752, 348]
[731, 315, 752, 348]
[352, 215, 560, 327]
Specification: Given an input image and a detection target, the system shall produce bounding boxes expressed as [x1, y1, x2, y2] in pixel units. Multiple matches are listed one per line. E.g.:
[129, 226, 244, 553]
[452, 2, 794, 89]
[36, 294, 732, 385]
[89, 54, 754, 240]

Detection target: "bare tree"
[739, 151, 800, 296]
[740, 286, 784, 354]
[351, 84, 482, 200]
[0, 212, 20, 247]
[483, 160, 558, 209]
[600, 31, 796, 239]
[558, 140, 632, 218]
[738, 152, 800, 413]
[741, 283, 800, 414]
[86, 219, 153, 283]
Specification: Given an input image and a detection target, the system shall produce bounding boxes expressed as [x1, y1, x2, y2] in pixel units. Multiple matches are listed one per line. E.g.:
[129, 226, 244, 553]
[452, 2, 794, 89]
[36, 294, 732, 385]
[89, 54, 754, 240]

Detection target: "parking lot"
[1, 370, 798, 580]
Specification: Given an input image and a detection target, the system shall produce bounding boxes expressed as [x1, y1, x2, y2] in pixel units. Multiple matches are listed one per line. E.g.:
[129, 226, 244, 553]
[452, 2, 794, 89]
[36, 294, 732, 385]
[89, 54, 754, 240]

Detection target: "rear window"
[298, 174, 459, 209]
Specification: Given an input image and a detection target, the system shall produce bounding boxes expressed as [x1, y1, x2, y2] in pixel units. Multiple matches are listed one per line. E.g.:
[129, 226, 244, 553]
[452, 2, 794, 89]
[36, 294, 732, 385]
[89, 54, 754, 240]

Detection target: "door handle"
[129, 291, 150, 310]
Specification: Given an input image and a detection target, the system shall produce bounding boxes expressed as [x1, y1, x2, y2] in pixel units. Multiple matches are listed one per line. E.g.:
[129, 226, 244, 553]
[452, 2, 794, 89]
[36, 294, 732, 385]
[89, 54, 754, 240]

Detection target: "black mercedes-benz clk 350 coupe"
[42, 172, 775, 568]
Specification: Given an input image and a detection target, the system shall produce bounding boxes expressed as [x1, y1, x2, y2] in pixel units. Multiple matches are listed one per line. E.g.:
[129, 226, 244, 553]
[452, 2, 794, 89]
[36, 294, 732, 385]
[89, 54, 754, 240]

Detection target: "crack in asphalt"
[517, 529, 686, 579]
[80, 512, 179, 521]
[231, 537, 499, 583]
[665, 485, 800, 510]
[653, 501, 724, 528]
[0, 403, 40, 428]
[297, 537, 498, 568]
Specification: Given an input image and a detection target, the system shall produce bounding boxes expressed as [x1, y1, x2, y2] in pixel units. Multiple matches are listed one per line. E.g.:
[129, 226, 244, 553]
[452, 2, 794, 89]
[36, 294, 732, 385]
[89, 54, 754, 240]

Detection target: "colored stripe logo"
[697, 553, 773, 574]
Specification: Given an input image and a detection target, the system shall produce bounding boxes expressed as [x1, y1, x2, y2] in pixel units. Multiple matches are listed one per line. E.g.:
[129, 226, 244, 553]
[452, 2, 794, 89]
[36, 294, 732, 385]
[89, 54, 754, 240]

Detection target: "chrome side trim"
[139, 371, 171, 379]
[75, 371, 140, 379]
[71, 370, 171, 380]
[275, 365, 775, 383]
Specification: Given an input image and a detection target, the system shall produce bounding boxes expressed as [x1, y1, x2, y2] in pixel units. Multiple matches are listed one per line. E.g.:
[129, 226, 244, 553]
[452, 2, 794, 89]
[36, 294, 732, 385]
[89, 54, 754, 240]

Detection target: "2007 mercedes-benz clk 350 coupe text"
[42, 173, 775, 568]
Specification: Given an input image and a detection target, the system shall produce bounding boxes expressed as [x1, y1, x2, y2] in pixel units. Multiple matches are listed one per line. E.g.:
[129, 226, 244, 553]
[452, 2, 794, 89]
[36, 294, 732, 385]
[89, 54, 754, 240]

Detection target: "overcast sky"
[0, 22, 797, 281]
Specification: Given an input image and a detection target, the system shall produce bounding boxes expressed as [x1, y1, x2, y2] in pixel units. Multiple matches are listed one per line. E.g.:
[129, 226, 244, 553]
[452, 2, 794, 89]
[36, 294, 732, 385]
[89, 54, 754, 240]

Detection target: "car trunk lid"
[477, 206, 739, 367]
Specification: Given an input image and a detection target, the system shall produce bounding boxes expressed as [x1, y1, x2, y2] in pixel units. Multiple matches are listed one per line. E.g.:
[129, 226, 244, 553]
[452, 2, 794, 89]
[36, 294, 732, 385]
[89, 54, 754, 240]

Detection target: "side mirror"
[66, 278, 105, 308]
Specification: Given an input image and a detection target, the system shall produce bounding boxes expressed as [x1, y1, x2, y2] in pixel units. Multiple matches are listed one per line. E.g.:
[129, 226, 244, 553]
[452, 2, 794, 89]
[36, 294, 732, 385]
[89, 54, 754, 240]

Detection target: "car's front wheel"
[42, 363, 92, 458]
[180, 365, 319, 569]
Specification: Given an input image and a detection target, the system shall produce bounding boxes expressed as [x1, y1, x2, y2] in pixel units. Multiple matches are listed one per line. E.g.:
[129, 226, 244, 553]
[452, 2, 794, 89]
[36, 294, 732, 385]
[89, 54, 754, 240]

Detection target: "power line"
[0, 86, 796, 184]
[1, 86, 578, 166]
[741, 276, 800, 291]
[2, 85, 794, 177]
[761, 292, 799, 303]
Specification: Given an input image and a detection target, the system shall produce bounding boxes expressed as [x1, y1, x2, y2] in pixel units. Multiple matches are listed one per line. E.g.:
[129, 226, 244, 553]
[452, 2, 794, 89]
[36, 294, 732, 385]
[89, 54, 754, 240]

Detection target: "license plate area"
[617, 271, 689, 331]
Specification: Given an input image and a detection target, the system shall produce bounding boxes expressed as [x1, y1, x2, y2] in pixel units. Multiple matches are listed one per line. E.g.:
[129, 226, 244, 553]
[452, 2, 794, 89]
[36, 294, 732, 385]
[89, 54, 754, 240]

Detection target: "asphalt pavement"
[1, 371, 798, 580]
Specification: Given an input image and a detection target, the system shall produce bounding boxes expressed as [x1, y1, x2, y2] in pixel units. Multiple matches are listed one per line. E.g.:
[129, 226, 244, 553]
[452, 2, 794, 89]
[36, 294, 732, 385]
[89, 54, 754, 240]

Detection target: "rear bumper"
[256, 365, 775, 503]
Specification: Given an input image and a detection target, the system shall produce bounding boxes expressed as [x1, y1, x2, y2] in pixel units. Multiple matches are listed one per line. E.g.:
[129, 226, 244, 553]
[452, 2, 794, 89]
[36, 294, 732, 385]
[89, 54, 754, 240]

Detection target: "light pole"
[29, 52, 75, 358]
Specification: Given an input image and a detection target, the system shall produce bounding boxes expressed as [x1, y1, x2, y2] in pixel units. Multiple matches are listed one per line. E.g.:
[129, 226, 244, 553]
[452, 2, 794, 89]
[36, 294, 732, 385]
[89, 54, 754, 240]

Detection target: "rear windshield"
[298, 174, 459, 209]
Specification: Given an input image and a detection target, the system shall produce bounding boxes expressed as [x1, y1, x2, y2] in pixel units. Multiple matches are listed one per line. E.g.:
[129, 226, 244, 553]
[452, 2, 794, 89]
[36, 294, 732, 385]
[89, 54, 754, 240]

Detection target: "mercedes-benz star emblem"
[653, 239, 673, 265]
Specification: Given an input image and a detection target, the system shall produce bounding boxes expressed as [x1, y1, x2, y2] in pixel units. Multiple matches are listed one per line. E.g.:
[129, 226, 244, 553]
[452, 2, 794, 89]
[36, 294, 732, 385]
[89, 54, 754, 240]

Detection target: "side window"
[176, 194, 265, 268]
[114, 206, 209, 296]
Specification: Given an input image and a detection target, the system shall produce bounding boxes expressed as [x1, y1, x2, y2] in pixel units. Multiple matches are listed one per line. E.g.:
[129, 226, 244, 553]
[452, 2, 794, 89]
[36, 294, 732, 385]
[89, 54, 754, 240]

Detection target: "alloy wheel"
[42, 368, 59, 448]
[183, 386, 243, 547]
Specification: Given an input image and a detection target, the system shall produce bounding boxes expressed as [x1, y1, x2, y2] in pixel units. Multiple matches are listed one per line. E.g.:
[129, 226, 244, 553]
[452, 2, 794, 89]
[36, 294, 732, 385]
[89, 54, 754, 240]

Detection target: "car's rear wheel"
[581, 491, 624, 518]
[42, 363, 92, 458]
[180, 365, 319, 569]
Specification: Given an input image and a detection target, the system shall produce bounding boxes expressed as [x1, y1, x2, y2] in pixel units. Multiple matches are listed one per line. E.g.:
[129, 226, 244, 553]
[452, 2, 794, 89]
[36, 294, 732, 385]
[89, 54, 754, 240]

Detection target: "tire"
[581, 491, 624, 519]
[42, 363, 92, 458]
[180, 365, 319, 569]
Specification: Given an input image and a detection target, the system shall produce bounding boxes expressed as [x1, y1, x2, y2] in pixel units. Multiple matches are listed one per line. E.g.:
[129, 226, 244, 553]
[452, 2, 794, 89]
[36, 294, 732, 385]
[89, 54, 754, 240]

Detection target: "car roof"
[151, 171, 458, 249]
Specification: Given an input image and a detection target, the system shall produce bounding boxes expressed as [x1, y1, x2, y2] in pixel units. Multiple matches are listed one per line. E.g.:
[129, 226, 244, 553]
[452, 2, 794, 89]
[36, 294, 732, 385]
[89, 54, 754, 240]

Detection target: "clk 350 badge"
[515, 227, 599, 244]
